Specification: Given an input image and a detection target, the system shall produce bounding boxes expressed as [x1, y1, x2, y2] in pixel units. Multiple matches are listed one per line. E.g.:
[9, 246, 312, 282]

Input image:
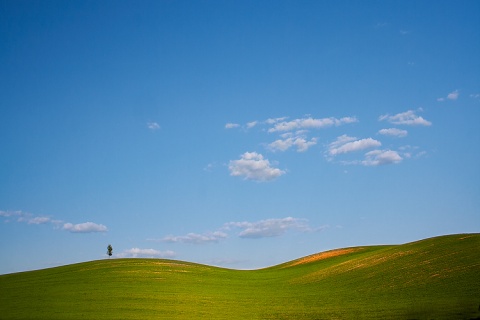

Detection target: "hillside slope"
[1, 233, 479, 319]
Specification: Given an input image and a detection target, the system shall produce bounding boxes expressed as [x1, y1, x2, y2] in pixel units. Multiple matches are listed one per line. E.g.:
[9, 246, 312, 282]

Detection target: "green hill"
[1, 234, 479, 319]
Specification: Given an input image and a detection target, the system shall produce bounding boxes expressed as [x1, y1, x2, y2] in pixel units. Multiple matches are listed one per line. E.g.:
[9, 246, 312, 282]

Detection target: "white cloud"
[294, 137, 318, 152]
[470, 93, 480, 100]
[265, 117, 288, 124]
[447, 90, 459, 100]
[362, 150, 403, 166]
[398, 145, 426, 159]
[1, 210, 109, 234]
[25, 216, 51, 224]
[224, 217, 321, 239]
[161, 231, 228, 244]
[153, 217, 326, 246]
[328, 135, 381, 156]
[378, 128, 408, 137]
[229, 152, 285, 181]
[225, 123, 240, 129]
[62, 222, 108, 233]
[246, 121, 258, 129]
[379, 110, 431, 126]
[203, 162, 217, 172]
[268, 116, 358, 133]
[268, 138, 294, 152]
[1, 210, 51, 225]
[375, 22, 388, 28]
[147, 122, 160, 130]
[268, 136, 317, 152]
[0, 210, 17, 217]
[438, 90, 460, 102]
[117, 248, 176, 258]
[328, 134, 356, 149]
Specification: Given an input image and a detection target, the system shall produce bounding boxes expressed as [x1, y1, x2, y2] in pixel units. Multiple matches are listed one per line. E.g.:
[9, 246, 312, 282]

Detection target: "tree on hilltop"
[107, 244, 113, 258]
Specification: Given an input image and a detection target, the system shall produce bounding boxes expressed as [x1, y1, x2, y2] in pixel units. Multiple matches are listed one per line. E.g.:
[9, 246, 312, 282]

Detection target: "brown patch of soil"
[288, 248, 360, 267]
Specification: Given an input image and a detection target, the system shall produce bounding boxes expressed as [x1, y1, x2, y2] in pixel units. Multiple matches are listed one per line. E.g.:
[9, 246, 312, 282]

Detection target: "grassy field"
[1, 233, 479, 319]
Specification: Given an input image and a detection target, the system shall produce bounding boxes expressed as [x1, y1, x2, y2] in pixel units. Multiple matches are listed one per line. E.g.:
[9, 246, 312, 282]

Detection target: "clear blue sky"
[1, 0, 479, 274]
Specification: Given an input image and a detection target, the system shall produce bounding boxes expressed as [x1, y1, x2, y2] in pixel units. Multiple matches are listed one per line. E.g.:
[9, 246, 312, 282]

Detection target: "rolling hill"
[1, 233, 479, 319]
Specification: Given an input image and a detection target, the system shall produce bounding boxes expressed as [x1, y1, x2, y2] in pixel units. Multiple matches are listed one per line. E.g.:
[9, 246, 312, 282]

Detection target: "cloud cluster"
[161, 231, 228, 244]
[327, 135, 381, 156]
[362, 150, 403, 166]
[437, 90, 459, 102]
[268, 133, 318, 153]
[229, 152, 285, 181]
[379, 110, 431, 126]
[225, 115, 358, 181]
[224, 217, 315, 238]
[378, 128, 408, 137]
[0, 210, 108, 234]
[62, 222, 108, 233]
[155, 217, 325, 245]
[268, 116, 358, 133]
[117, 248, 176, 258]
[225, 108, 431, 175]
[325, 109, 431, 166]
[470, 93, 480, 100]
[1, 210, 51, 224]
[326, 135, 405, 166]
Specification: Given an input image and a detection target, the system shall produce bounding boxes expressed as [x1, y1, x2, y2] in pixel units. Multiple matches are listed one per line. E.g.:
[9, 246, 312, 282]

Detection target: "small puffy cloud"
[447, 90, 459, 100]
[1, 210, 108, 234]
[0, 210, 17, 217]
[147, 122, 160, 130]
[268, 116, 358, 133]
[375, 22, 388, 28]
[154, 217, 326, 247]
[118, 248, 176, 258]
[294, 137, 318, 152]
[438, 90, 460, 102]
[268, 136, 317, 152]
[362, 150, 403, 166]
[246, 121, 258, 129]
[203, 162, 217, 172]
[328, 134, 356, 149]
[26, 216, 51, 224]
[62, 222, 108, 233]
[161, 231, 228, 244]
[378, 128, 408, 137]
[268, 138, 294, 152]
[225, 122, 240, 129]
[229, 152, 285, 181]
[398, 145, 426, 159]
[265, 117, 288, 124]
[379, 110, 431, 126]
[224, 217, 323, 239]
[328, 135, 381, 156]
[470, 93, 480, 100]
[1, 210, 51, 225]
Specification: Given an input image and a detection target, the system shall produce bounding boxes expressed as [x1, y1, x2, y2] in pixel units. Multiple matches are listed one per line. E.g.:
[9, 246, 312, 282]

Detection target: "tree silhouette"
[107, 244, 113, 258]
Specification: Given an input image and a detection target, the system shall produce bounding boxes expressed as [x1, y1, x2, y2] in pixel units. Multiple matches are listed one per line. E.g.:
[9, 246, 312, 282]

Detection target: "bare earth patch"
[287, 248, 361, 267]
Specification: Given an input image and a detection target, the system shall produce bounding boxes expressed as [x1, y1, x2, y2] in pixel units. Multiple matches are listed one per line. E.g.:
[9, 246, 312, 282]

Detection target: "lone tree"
[107, 244, 113, 258]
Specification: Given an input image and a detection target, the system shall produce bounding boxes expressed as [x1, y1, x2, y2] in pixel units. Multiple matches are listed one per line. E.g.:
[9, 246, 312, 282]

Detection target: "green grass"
[1, 233, 479, 319]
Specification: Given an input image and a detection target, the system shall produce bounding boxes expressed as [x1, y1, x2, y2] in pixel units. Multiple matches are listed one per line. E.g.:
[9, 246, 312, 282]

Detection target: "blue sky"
[1, 0, 479, 274]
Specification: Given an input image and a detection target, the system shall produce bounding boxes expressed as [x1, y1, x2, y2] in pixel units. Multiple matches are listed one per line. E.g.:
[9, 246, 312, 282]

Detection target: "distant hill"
[1, 233, 479, 319]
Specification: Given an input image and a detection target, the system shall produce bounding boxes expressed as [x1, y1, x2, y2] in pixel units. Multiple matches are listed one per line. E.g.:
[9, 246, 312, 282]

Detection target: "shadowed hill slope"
[1, 233, 479, 319]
